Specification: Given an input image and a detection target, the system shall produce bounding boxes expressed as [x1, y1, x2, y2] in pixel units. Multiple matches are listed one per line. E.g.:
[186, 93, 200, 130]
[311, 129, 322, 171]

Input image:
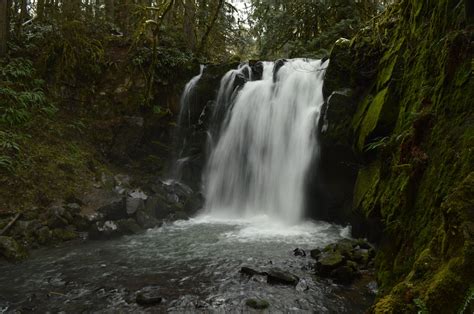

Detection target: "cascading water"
[204, 59, 327, 224]
[171, 65, 205, 181]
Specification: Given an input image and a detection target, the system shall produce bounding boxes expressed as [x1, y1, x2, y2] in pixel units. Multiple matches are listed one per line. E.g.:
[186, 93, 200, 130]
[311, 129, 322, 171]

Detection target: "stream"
[0, 216, 374, 312]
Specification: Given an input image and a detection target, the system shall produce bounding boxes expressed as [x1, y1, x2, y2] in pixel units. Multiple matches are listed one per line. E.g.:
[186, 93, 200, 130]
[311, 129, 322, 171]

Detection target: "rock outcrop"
[321, 1, 474, 312]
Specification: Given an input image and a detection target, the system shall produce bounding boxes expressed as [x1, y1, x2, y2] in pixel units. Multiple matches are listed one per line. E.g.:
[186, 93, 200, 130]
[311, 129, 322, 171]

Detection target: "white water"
[178, 64, 205, 128]
[204, 59, 327, 225]
[172, 65, 205, 180]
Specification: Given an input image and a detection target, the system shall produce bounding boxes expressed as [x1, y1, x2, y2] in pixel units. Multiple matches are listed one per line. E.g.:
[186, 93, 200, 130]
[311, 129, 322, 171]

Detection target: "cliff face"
[322, 0, 473, 312]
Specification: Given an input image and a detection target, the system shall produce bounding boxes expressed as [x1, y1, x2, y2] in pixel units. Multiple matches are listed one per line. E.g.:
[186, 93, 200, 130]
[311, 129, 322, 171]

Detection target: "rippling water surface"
[0, 216, 374, 312]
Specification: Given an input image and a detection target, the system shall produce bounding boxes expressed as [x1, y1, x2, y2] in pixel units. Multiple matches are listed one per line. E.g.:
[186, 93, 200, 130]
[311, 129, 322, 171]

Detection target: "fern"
[459, 285, 474, 314]
[364, 136, 390, 152]
[414, 298, 428, 314]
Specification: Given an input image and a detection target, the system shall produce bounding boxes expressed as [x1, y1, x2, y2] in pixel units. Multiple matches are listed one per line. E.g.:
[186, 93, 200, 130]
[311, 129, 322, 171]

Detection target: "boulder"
[65, 203, 81, 214]
[97, 197, 126, 221]
[88, 220, 120, 240]
[36, 226, 53, 245]
[136, 286, 162, 306]
[144, 195, 172, 219]
[316, 251, 345, 275]
[330, 265, 360, 284]
[267, 268, 299, 286]
[126, 195, 145, 215]
[0, 236, 28, 261]
[115, 219, 142, 235]
[183, 192, 204, 214]
[52, 228, 77, 241]
[46, 206, 71, 228]
[136, 210, 162, 229]
[240, 266, 266, 277]
[245, 298, 269, 310]
[310, 248, 322, 259]
[293, 248, 306, 257]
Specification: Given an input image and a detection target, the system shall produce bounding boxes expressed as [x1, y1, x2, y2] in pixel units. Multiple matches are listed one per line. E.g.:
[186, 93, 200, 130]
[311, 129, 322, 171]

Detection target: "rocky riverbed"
[0, 217, 376, 312]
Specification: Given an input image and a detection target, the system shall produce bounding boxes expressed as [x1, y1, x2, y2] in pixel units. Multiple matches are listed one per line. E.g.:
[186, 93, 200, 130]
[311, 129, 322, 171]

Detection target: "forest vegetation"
[0, 0, 472, 313]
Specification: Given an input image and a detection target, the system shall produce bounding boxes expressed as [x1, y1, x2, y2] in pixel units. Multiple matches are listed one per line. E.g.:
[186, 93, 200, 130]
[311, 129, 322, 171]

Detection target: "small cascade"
[209, 63, 254, 144]
[204, 59, 327, 224]
[171, 65, 205, 181]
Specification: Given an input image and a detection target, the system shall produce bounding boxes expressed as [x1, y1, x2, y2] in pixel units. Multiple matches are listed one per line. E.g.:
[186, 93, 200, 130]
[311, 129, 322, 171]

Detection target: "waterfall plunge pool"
[0, 216, 375, 312]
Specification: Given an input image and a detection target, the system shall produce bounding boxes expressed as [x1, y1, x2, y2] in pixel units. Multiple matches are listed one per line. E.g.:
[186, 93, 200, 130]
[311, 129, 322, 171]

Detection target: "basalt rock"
[245, 298, 269, 310]
[314, 239, 375, 284]
[0, 236, 28, 262]
[267, 268, 299, 286]
[240, 266, 266, 277]
[136, 286, 163, 306]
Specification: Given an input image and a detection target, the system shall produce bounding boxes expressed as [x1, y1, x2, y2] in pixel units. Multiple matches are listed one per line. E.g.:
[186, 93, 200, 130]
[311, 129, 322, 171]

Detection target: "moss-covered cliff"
[323, 0, 473, 312]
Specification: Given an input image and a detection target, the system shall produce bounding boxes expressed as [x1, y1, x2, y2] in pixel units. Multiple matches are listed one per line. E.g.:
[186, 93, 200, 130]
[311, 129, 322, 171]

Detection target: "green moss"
[52, 228, 77, 241]
[353, 161, 381, 213]
[356, 88, 388, 151]
[335, 0, 474, 312]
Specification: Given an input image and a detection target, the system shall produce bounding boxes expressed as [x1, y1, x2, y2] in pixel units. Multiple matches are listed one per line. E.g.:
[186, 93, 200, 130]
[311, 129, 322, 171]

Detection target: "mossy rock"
[323, 38, 352, 99]
[245, 298, 270, 310]
[353, 161, 381, 212]
[52, 228, 77, 241]
[0, 236, 28, 262]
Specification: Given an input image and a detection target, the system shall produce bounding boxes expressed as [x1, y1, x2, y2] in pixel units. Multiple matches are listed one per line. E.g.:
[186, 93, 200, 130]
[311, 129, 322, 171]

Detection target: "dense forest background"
[0, 0, 393, 210]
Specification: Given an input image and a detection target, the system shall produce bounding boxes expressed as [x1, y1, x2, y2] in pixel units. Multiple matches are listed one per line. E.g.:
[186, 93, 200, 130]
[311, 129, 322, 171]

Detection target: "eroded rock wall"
[322, 0, 473, 312]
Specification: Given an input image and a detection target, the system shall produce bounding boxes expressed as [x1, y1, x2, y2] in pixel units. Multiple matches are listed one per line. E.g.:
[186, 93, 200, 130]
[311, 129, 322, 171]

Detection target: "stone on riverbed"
[317, 251, 345, 274]
[0, 236, 28, 261]
[240, 266, 266, 277]
[313, 238, 375, 284]
[136, 286, 163, 306]
[246, 298, 269, 309]
[267, 268, 299, 286]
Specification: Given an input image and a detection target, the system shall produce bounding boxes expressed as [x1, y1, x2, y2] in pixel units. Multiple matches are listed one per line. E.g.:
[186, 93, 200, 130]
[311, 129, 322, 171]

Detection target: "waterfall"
[204, 59, 327, 224]
[172, 65, 205, 181]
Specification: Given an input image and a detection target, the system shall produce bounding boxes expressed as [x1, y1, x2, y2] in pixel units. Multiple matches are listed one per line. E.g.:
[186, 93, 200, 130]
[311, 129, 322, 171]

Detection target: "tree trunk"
[197, 0, 223, 55]
[37, 0, 45, 19]
[105, 0, 114, 23]
[183, 0, 196, 51]
[0, 0, 7, 57]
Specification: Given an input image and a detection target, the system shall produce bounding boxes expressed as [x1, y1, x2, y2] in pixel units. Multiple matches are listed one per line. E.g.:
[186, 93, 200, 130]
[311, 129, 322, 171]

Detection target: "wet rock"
[12, 220, 42, 239]
[0, 236, 28, 261]
[314, 239, 376, 284]
[168, 211, 189, 221]
[36, 226, 53, 245]
[240, 266, 266, 277]
[46, 206, 71, 228]
[273, 59, 287, 82]
[97, 197, 126, 221]
[116, 219, 142, 235]
[183, 192, 204, 214]
[88, 220, 120, 240]
[367, 281, 378, 295]
[317, 251, 345, 275]
[126, 194, 145, 215]
[114, 174, 131, 188]
[245, 298, 269, 310]
[136, 210, 162, 229]
[136, 286, 162, 306]
[310, 248, 322, 259]
[65, 203, 81, 214]
[331, 265, 360, 284]
[267, 268, 299, 286]
[144, 195, 173, 219]
[52, 228, 77, 241]
[293, 248, 306, 257]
